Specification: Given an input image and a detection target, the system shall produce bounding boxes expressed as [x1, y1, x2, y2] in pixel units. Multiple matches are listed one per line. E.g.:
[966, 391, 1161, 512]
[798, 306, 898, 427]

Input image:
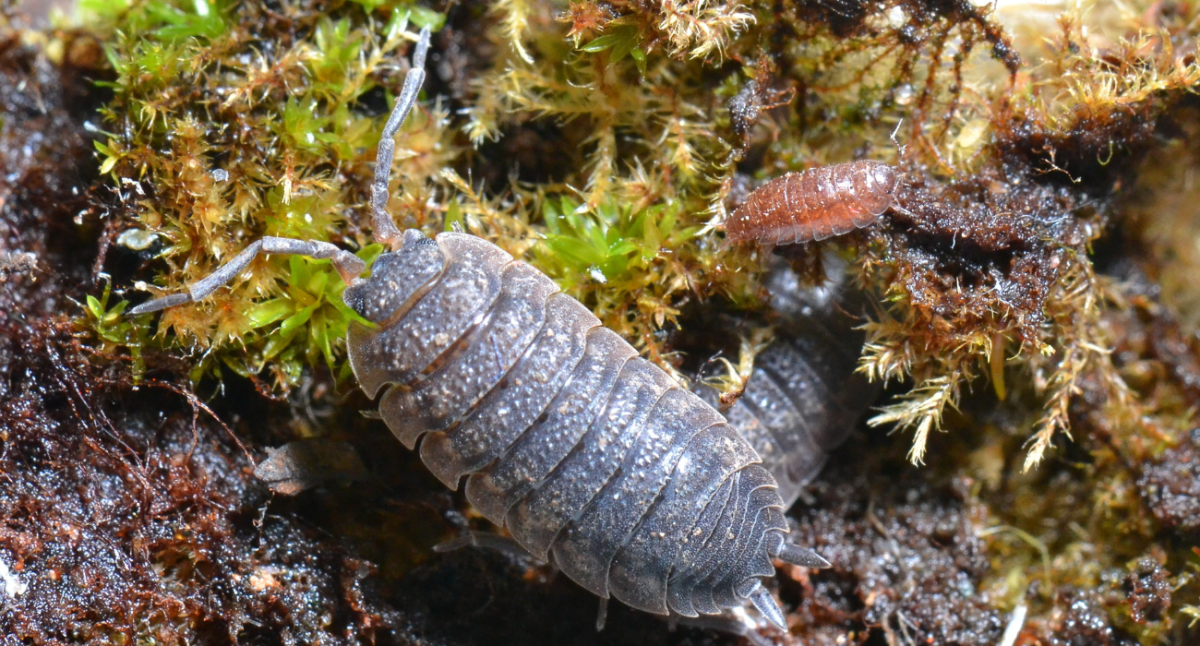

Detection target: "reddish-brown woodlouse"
[128, 26, 836, 638]
[725, 161, 898, 246]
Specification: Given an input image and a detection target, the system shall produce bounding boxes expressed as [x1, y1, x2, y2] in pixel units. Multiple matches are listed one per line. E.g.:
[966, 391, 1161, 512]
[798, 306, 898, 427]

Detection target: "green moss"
[82, 0, 450, 390]
[82, 280, 150, 385]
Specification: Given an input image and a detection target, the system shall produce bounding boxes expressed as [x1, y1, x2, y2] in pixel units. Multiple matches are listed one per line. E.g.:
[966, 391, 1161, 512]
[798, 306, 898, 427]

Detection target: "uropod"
[130, 27, 830, 636]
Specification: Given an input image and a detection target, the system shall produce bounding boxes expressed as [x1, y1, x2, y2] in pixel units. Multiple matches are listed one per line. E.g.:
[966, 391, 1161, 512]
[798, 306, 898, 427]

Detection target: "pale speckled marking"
[474, 326, 636, 532]
[551, 388, 724, 597]
[495, 329, 637, 549]
[342, 229, 446, 326]
[506, 358, 677, 559]
[381, 262, 559, 476]
[712, 501, 787, 608]
[609, 425, 757, 614]
[670, 466, 775, 615]
[351, 236, 510, 408]
[449, 297, 601, 511]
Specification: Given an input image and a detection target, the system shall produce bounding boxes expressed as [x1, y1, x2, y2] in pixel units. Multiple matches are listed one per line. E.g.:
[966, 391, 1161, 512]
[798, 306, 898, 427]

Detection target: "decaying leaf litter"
[0, 0, 1197, 644]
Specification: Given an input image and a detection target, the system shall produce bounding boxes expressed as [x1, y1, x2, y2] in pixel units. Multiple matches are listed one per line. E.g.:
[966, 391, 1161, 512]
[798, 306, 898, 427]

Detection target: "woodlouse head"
[343, 229, 446, 326]
[869, 161, 898, 196]
[852, 160, 899, 218]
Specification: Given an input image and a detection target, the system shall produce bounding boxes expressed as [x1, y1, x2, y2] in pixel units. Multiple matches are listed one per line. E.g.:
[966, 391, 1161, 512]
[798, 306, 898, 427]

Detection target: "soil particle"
[785, 459, 1004, 645]
[1123, 557, 1171, 624]
[1043, 591, 1140, 646]
[1138, 428, 1200, 537]
[0, 319, 415, 646]
[879, 163, 1086, 345]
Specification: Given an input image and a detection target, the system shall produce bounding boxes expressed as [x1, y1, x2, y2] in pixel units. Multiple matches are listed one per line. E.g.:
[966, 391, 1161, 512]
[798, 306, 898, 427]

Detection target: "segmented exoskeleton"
[129, 27, 829, 633]
[703, 256, 876, 509]
[725, 161, 898, 246]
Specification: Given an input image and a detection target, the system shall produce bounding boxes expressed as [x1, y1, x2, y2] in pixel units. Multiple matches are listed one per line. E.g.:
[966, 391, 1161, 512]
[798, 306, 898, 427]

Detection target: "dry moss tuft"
[841, 4, 1200, 470]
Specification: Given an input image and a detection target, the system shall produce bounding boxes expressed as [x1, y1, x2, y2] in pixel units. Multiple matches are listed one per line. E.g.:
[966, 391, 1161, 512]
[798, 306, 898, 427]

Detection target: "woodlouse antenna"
[882, 121, 921, 220]
[130, 237, 367, 314]
[129, 27, 432, 316]
[816, 0, 856, 19]
[890, 118, 906, 160]
[371, 25, 431, 248]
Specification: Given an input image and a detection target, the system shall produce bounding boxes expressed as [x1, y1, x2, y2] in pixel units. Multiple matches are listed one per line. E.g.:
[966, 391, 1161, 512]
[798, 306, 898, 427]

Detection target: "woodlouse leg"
[889, 203, 919, 220]
[130, 237, 367, 315]
[431, 529, 544, 563]
[370, 25, 431, 248]
[595, 597, 608, 632]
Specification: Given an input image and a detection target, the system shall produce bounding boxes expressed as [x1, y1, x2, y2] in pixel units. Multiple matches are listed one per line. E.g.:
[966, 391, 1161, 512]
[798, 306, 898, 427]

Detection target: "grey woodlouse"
[701, 256, 875, 509]
[129, 27, 834, 635]
[725, 161, 898, 246]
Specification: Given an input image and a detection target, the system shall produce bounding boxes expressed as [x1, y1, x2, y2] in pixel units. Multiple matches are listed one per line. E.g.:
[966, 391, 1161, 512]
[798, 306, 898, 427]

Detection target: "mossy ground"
[0, 0, 1198, 643]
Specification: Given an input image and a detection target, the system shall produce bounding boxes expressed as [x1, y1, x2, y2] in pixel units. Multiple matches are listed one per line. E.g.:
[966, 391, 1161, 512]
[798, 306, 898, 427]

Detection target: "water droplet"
[117, 229, 159, 251]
